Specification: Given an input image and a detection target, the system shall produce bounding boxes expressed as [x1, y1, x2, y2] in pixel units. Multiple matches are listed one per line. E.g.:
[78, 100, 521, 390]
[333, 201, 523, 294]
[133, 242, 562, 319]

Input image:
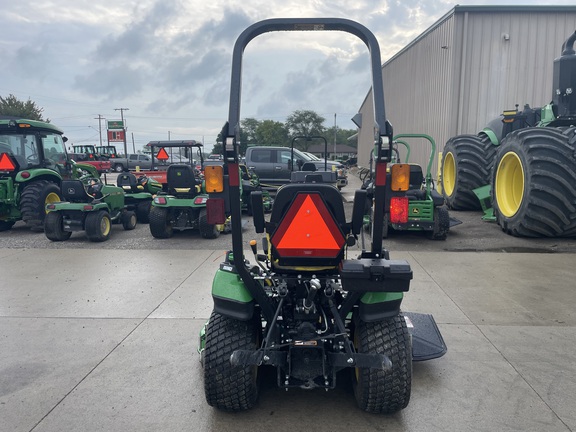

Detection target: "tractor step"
[404, 312, 447, 361]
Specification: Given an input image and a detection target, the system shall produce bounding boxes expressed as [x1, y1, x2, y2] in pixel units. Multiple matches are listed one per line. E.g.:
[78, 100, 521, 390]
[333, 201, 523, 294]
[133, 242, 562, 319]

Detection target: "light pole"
[114, 108, 129, 156]
[333, 113, 337, 161]
[94, 114, 105, 148]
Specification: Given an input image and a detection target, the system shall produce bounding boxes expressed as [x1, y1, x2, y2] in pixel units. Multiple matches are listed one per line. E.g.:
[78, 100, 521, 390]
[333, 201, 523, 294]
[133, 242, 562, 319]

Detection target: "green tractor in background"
[116, 172, 162, 223]
[45, 179, 137, 242]
[0, 118, 93, 232]
[441, 31, 576, 237]
[363, 134, 454, 240]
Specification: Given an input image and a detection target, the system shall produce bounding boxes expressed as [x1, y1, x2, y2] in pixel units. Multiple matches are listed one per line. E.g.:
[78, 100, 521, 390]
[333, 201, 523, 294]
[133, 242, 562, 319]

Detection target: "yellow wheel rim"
[44, 192, 60, 214]
[101, 216, 111, 236]
[443, 152, 456, 196]
[495, 151, 525, 218]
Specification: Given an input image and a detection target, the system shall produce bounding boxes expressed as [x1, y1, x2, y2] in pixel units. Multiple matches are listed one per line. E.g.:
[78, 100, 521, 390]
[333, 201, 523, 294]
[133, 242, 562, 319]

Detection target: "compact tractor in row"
[199, 18, 446, 414]
[441, 30, 576, 237]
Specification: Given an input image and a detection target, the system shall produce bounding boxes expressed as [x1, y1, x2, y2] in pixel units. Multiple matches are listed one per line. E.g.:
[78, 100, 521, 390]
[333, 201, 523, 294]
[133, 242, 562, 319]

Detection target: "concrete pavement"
[1, 247, 575, 431]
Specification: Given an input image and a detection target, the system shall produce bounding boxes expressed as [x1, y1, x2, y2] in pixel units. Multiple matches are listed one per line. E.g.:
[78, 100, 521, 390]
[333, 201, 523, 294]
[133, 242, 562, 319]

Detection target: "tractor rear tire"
[136, 200, 151, 224]
[492, 127, 576, 237]
[203, 311, 260, 411]
[85, 211, 112, 242]
[441, 134, 497, 210]
[353, 314, 412, 414]
[20, 180, 61, 230]
[44, 211, 72, 241]
[149, 206, 173, 238]
[199, 208, 219, 239]
[428, 206, 450, 240]
[121, 210, 137, 230]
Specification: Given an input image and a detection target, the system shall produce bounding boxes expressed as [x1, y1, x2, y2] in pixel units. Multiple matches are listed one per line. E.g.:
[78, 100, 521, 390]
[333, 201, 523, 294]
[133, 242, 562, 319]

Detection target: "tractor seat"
[61, 180, 97, 202]
[166, 164, 198, 198]
[117, 172, 140, 193]
[267, 183, 348, 270]
[301, 162, 317, 172]
[408, 164, 424, 190]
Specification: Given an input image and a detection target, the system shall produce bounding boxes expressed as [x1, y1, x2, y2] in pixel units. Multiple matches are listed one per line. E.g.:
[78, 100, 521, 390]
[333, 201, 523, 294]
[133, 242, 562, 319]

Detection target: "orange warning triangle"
[272, 193, 344, 257]
[156, 147, 169, 161]
[0, 153, 17, 171]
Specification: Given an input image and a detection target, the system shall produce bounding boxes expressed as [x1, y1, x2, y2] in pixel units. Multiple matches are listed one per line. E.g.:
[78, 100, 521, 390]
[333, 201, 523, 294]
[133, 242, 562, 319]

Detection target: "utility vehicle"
[200, 18, 446, 414]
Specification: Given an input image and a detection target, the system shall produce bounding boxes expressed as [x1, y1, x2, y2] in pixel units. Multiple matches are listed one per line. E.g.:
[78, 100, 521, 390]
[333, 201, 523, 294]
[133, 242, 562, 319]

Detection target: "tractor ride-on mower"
[148, 142, 222, 239]
[240, 164, 272, 215]
[44, 178, 136, 242]
[199, 18, 446, 414]
[363, 134, 457, 240]
[116, 172, 162, 223]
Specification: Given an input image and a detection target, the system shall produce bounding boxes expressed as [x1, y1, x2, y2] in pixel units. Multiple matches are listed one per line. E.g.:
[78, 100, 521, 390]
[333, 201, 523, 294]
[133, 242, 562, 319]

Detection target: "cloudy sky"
[1, 0, 573, 153]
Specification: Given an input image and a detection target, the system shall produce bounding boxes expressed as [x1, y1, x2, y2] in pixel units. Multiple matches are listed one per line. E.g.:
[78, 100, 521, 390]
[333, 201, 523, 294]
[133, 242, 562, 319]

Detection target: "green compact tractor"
[199, 18, 446, 414]
[363, 134, 453, 240]
[116, 172, 162, 223]
[0, 118, 91, 232]
[44, 179, 136, 242]
[240, 164, 272, 214]
[148, 140, 222, 239]
[441, 30, 576, 237]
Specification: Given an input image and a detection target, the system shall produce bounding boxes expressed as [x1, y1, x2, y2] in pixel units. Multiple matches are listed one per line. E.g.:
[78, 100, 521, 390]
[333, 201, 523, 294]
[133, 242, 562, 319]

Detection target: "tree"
[254, 120, 289, 146]
[285, 110, 326, 151]
[0, 94, 48, 121]
[323, 126, 358, 149]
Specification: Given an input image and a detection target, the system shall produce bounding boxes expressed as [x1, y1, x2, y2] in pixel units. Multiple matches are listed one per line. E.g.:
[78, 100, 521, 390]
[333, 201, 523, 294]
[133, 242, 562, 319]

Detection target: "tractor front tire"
[353, 314, 412, 414]
[149, 207, 173, 238]
[121, 210, 137, 230]
[44, 211, 72, 241]
[492, 127, 576, 237]
[441, 134, 496, 210]
[199, 208, 219, 239]
[85, 211, 112, 242]
[203, 311, 260, 411]
[20, 180, 61, 230]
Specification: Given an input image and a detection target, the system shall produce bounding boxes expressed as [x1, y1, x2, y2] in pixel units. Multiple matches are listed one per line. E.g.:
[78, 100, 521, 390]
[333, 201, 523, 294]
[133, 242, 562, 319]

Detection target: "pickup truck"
[111, 154, 156, 172]
[244, 146, 348, 189]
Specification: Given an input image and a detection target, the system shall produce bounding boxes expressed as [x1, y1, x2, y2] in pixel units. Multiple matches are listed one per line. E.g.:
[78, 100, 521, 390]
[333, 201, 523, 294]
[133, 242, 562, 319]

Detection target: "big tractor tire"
[20, 180, 61, 230]
[428, 206, 450, 240]
[199, 208, 219, 239]
[85, 211, 112, 242]
[136, 200, 151, 224]
[44, 211, 72, 241]
[121, 210, 137, 230]
[441, 134, 497, 210]
[353, 314, 412, 414]
[149, 206, 173, 238]
[203, 311, 260, 411]
[492, 127, 576, 237]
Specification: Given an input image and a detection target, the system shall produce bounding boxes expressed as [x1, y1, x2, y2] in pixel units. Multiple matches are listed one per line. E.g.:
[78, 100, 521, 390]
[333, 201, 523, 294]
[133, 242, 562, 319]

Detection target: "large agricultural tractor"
[441, 30, 576, 237]
[0, 118, 92, 232]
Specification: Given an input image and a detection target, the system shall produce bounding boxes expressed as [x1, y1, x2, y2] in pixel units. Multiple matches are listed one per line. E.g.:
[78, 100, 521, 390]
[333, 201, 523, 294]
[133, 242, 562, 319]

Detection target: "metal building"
[356, 5, 576, 175]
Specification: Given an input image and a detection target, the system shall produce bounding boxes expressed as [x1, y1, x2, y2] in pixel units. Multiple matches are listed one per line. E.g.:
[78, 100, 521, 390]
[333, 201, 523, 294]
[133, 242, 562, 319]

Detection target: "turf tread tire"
[353, 314, 412, 414]
[492, 127, 576, 237]
[203, 311, 259, 411]
[199, 208, 219, 239]
[85, 211, 112, 242]
[44, 211, 72, 241]
[149, 206, 173, 238]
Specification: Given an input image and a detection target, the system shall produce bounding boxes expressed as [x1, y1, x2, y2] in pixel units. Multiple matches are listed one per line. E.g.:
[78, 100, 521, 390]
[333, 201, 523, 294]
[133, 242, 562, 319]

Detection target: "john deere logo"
[67, 187, 77, 194]
[412, 208, 420, 214]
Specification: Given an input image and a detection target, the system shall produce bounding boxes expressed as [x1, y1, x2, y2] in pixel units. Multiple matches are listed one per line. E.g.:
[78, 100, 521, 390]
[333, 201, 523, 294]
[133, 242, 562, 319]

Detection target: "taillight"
[204, 165, 224, 192]
[83, 205, 94, 211]
[46, 204, 56, 210]
[154, 196, 167, 205]
[194, 196, 207, 205]
[390, 196, 409, 223]
[21, 171, 31, 179]
[391, 164, 410, 191]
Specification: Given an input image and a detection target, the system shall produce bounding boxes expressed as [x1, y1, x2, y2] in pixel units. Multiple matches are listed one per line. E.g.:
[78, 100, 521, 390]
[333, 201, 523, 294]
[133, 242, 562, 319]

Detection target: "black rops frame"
[220, 18, 394, 322]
